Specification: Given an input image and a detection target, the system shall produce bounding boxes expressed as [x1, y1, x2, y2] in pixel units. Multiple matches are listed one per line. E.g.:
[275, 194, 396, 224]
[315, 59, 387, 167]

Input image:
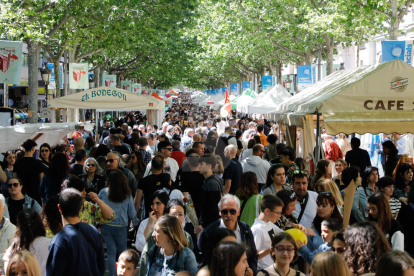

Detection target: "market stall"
[232, 89, 257, 111]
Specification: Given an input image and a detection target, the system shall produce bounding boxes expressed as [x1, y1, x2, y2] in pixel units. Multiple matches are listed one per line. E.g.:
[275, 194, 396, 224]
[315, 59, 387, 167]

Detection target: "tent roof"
[269, 59, 414, 134]
[240, 84, 292, 114]
[48, 86, 164, 111]
[232, 89, 257, 110]
[152, 92, 167, 104]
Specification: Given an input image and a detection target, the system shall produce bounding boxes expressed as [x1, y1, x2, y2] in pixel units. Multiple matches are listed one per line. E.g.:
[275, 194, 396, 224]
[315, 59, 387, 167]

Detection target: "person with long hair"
[331, 232, 346, 258]
[314, 179, 344, 213]
[205, 131, 217, 155]
[1, 151, 15, 198]
[235, 172, 262, 227]
[377, 176, 401, 219]
[394, 163, 414, 203]
[135, 190, 170, 252]
[344, 221, 390, 275]
[209, 241, 249, 276]
[368, 192, 404, 250]
[397, 183, 414, 256]
[3, 209, 51, 276]
[147, 215, 197, 276]
[98, 169, 138, 276]
[358, 167, 379, 218]
[392, 154, 414, 179]
[311, 160, 331, 190]
[310, 251, 350, 276]
[263, 164, 290, 196]
[127, 151, 147, 185]
[94, 144, 111, 169]
[213, 155, 224, 177]
[307, 192, 343, 252]
[382, 140, 400, 177]
[257, 232, 305, 276]
[39, 153, 70, 203]
[78, 157, 106, 195]
[332, 158, 347, 190]
[275, 189, 306, 233]
[84, 136, 96, 156]
[40, 195, 62, 238]
[39, 143, 52, 168]
[6, 250, 42, 276]
[376, 250, 414, 276]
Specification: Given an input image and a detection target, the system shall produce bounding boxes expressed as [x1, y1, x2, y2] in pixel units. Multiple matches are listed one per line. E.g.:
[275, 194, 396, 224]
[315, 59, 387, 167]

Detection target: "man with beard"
[291, 171, 318, 228]
[197, 194, 257, 275]
[223, 145, 243, 195]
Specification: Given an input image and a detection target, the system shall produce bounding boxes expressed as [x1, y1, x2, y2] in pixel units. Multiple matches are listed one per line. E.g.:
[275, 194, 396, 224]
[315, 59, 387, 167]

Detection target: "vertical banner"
[242, 81, 252, 93]
[102, 75, 117, 87]
[382, 40, 414, 65]
[0, 41, 23, 84]
[262, 76, 274, 90]
[230, 83, 240, 95]
[132, 83, 142, 94]
[297, 65, 316, 91]
[47, 63, 64, 90]
[204, 89, 208, 94]
[216, 88, 220, 95]
[222, 87, 228, 94]
[69, 63, 89, 89]
[121, 80, 132, 91]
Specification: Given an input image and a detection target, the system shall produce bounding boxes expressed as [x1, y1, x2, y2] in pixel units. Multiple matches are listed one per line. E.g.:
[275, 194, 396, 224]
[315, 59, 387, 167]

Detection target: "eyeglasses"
[270, 210, 282, 216]
[130, 156, 136, 159]
[259, 149, 265, 153]
[40, 149, 49, 152]
[318, 192, 333, 197]
[164, 148, 173, 151]
[331, 247, 346, 254]
[293, 170, 307, 175]
[106, 158, 118, 163]
[8, 183, 20, 188]
[275, 246, 295, 253]
[86, 163, 96, 167]
[221, 209, 238, 215]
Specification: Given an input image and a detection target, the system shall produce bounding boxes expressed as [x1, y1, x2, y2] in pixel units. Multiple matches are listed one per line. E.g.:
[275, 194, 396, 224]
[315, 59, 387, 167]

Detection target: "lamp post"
[285, 75, 293, 95]
[339, 62, 345, 70]
[40, 64, 52, 108]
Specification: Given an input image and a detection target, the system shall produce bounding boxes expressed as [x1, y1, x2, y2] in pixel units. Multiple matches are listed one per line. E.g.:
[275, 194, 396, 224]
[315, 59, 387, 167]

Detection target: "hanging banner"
[102, 75, 117, 87]
[262, 76, 274, 90]
[132, 83, 142, 94]
[204, 89, 208, 94]
[0, 41, 23, 85]
[297, 65, 316, 91]
[121, 80, 132, 91]
[382, 40, 414, 65]
[222, 87, 228, 94]
[69, 63, 88, 89]
[231, 83, 240, 95]
[242, 81, 252, 92]
[47, 63, 64, 89]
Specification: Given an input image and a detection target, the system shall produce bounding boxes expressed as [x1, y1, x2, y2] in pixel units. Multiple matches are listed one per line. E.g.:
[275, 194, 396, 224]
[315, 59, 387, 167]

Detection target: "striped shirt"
[389, 197, 401, 218]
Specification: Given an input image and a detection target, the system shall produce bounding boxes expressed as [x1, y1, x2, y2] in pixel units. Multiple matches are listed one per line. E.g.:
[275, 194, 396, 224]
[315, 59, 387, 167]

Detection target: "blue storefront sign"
[230, 83, 240, 95]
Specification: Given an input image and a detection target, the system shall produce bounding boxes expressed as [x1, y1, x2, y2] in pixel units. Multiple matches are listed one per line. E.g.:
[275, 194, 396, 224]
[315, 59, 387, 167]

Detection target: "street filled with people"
[1, 94, 414, 276]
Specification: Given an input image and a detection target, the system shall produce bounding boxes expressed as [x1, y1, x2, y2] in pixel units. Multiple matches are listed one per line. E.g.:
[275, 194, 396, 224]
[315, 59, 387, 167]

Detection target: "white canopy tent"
[198, 96, 216, 106]
[0, 122, 83, 152]
[213, 95, 237, 109]
[239, 84, 292, 114]
[48, 86, 165, 127]
[269, 59, 414, 135]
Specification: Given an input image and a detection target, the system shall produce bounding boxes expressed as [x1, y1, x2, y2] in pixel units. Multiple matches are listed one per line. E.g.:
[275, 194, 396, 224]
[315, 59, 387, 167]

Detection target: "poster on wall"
[102, 75, 117, 87]
[382, 40, 414, 65]
[0, 41, 23, 85]
[69, 63, 89, 89]
[121, 80, 132, 91]
[132, 83, 142, 94]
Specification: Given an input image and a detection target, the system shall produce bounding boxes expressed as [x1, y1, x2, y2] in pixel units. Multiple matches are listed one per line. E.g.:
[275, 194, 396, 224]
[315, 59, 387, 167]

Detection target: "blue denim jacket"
[146, 246, 198, 276]
[98, 188, 138, 227]
[5, 195, 42, 216]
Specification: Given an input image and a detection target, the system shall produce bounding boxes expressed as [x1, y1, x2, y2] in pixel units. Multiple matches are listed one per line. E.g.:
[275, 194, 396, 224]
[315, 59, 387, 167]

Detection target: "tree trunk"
[325, 35, 334, 75]
[68, 47, 78, 122]
[277, 60, 282, 84]
[356, 43, 360, 67]
[27, 39, 40, 124]
[389, 0, 399, 40]
[94, 66, 100, 88]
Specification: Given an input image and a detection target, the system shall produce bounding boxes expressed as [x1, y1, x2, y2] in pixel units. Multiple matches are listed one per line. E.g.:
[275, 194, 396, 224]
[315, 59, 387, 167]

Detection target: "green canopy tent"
[230, 88, 257, 110]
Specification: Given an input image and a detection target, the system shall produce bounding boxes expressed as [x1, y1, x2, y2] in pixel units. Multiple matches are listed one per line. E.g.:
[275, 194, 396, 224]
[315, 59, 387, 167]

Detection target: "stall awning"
[48, 86, 164, 111]
[269, 59, 414, 134]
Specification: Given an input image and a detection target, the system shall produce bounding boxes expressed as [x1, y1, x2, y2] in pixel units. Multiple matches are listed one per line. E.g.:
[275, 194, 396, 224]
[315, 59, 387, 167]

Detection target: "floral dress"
[80, 201, 115, 226]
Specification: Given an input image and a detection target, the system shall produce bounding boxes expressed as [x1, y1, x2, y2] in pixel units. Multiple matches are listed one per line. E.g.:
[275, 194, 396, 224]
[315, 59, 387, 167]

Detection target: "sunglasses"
[8, 183, 20, 188]
[164, 148, 173, 151]
[106, 159, 118, 163]
[40, 149, 49, 152]
[221, 209, 237, 215]
[331, 247, 346, 254]
[318, 192, 333, 197]
[293, 170, 307, 175]
[86, 163, 96, 167]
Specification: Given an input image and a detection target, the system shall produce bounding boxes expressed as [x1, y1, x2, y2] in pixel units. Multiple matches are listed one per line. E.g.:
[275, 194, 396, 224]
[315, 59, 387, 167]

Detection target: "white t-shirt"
[251, 219, 282, 270]
[144, 157, 179, 182]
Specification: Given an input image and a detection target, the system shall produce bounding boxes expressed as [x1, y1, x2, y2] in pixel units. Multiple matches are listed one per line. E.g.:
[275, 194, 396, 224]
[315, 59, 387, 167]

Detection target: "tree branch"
[76, 48, 104, 61]
[271, 40, 306, 58]
[46, 14, 71, 38]
[398, 0, 413, 20]
[355, 1, 392, 18]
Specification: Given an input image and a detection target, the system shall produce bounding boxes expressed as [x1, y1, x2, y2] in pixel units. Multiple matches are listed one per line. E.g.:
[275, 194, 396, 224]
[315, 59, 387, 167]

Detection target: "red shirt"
[171, 150, 186, 168]
[324, 138, 343, 162]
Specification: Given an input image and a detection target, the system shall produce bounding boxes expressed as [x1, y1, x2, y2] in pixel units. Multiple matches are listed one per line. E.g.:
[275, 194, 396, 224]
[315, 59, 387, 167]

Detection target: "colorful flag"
[0, 41, 23, 85]
[102, 75, 117, 87]
[69, 63, 89, 89]
[225, 89, 230, 103]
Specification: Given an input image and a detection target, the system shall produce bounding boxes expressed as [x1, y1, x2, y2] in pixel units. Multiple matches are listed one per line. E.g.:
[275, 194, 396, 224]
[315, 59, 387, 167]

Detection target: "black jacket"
[199, 174, 223, 228]
[198, 219, 258, 274]
[79, 173, 106, 195]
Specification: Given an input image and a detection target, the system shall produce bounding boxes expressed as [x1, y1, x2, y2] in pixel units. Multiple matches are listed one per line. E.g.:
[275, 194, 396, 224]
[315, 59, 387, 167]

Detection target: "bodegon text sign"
[82, 89, 127, 102]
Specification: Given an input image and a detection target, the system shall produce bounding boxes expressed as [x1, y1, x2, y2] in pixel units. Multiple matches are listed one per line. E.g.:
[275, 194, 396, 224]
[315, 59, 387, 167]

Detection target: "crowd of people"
[1, 96, 414, 276]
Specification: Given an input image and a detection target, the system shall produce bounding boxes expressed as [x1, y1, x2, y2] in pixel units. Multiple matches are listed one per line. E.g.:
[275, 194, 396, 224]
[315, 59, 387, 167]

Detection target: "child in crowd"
[117, 249, 139, 276]
[251, 194, 284, 270]
[297, 218, 342, 264]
